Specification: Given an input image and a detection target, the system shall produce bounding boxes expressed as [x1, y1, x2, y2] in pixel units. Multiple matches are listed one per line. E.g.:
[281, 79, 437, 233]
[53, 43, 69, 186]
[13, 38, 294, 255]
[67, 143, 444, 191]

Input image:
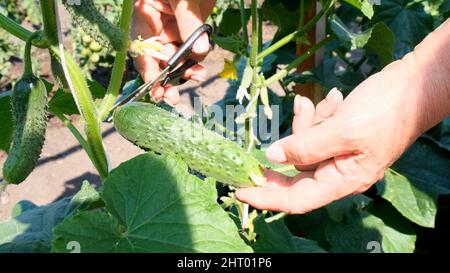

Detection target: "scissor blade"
[104, 67, 171, 123]
[110, 66, 171, 111]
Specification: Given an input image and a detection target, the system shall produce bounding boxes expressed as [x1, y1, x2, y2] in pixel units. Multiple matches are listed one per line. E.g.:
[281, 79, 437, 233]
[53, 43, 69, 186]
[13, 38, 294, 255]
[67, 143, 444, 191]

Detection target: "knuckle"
[291, 136, 312, 165]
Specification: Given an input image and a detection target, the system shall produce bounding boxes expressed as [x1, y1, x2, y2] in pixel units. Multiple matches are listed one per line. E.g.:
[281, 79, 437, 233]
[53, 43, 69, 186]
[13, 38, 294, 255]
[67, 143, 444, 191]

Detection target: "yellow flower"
[219, 59, 238, 81]
[129, 36, 166, 60]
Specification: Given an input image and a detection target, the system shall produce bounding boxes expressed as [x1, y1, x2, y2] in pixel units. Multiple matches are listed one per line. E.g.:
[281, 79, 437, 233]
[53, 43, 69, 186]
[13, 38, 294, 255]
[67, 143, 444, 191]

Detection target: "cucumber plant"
[0, 0, 449, 253]
[3, 33, 48, 184]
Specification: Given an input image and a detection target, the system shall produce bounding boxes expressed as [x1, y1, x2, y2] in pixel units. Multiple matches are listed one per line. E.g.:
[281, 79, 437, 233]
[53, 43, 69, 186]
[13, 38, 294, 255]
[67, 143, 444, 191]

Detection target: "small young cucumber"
[113, 102, 266, 188]
[62, 0, 127, 51]
[3, 34, 48, 184]
[3, 75, 48, 184]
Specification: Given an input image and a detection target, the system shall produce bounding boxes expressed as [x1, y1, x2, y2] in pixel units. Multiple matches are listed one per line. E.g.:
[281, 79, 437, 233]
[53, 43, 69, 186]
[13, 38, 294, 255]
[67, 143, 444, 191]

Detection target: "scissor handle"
[167, 24, 213, 68]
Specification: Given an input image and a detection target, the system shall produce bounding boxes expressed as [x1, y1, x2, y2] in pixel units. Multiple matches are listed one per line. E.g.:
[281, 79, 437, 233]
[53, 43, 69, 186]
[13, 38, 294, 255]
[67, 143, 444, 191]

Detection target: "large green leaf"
[212, 34, 247, 56]
[365, 22, 395, 65]
[52, 153, 252, 253]
[0, 181, 100, 253]
[48, 88, 79, 115]
[326, 195, 372, 222]
[323, 194, 416, 253]
[262, 0, 300, 35]
[377, 137, 450, 228]
[372, 0, 433, 57]
[326, 210, 416, 253]
[0, 93, 13, 152]
[219, 8, 249, 36]
[284, 209, 332, 249]
[252, 216, 326, 253]
[330, 15, 395, 65]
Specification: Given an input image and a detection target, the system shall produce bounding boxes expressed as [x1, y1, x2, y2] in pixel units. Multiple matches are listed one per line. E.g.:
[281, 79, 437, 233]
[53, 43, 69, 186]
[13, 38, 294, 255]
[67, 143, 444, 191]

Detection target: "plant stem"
[0, 13, 47, 48]
[258, 8, 263, 53]
[40, 0, 58, 46]
[51, 47, 109, 180]
[51, 0, 108, 179]
[98, 0, 133, 121]
[51, 108, 95, 162]
[257, 0, 333, 61]
[245, 0, 260, 152]
[299, 0, 305, 30]
[238, 0, 249, 49]
[249, 0, 258, 68]
[264, 36, 332, 86]
[23, 32, 40, 75]
[265, 212, 287, 223]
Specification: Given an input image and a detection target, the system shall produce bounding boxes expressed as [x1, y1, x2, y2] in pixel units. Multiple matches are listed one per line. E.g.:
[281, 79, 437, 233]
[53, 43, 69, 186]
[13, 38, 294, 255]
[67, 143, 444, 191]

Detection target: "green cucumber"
[3, 35, 48, 184]
[113, 102, 266, 188]
[62, 0, 127, 51]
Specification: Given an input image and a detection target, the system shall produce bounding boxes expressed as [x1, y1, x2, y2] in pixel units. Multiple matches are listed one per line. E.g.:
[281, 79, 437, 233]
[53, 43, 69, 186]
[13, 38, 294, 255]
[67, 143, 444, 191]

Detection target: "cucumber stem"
[23, 33, 39, 75]
[40, 0, 59, 46]
[245, 0, 260, 153]
[98, 0, 133, 121]
[52, 0, 109, 180]
[265, 212, 287, 223]
[51, 108, 96, 165]
[264, 36, 332, 86]
[239, 0, 249, 50]
[0, 13, 48, 48]
[256, 0, 333, 61]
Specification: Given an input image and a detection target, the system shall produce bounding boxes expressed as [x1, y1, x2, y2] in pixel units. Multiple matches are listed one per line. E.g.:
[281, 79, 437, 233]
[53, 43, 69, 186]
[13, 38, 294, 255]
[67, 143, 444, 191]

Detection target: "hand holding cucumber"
[236, 19, 450, 214]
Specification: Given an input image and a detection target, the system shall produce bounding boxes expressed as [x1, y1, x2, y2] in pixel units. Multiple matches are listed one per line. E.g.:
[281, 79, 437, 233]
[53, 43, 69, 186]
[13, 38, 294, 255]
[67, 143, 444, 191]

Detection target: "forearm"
[408, 18, 450, 133]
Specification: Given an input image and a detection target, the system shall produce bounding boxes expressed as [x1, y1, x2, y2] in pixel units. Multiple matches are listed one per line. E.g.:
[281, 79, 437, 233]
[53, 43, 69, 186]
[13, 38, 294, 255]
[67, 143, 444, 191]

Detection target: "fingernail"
[266, 143, 287, 163]
[193, 34, 209, 54]
[293, 95, 301, 115]
[326, 87, 339, 101]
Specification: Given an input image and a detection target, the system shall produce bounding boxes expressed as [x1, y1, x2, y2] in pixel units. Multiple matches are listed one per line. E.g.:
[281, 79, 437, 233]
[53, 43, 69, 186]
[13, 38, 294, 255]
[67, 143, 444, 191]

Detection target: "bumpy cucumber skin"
[113, 102, 265, 188]
[62, 0, 126, 51]
[3, 75, 48, 184]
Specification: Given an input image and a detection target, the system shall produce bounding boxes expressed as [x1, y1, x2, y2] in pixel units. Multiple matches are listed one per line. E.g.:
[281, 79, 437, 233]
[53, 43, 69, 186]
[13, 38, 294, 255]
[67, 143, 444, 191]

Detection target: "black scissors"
[105, 24, 213, 122]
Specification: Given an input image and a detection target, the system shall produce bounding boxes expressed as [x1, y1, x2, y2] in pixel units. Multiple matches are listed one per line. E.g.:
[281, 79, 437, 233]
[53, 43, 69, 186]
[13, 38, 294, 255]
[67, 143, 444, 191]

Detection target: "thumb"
[169, 0, 210, 55]
[266, 121, 356, 165]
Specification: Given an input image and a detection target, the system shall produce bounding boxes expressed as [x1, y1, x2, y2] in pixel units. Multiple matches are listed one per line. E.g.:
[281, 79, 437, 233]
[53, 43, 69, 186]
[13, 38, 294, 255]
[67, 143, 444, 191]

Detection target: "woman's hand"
[236, 58, 427, 213]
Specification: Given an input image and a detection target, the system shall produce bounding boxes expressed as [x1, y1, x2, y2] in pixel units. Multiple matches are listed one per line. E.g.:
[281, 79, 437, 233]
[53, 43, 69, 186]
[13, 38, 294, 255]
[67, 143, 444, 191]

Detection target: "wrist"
[403, 19, 450, 135]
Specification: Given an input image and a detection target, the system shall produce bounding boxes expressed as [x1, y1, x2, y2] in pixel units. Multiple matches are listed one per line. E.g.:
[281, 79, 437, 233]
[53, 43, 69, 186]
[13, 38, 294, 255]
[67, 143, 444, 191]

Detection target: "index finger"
[168, 0, 214, 56]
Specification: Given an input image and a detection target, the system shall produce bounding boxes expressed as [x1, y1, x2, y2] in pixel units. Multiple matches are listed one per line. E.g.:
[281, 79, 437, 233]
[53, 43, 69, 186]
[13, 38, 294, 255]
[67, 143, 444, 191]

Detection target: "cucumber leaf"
[330, 15, 395, 65]
[377, 137, 450, 228]
[252, 216, 327, 253]
[326, 210, 416, 253]
[52, 153, 252, 253]
[0, 181, 100, 253]
[372, 0, 433, 58]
